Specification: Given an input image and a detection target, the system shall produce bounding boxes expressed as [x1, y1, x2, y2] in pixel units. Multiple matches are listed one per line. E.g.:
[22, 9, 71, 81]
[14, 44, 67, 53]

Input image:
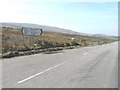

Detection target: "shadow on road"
[43, 51, 64, 54]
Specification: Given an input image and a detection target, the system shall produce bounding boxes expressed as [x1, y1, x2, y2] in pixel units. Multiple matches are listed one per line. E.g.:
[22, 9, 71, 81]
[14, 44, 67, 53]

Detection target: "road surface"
[2, 42, 118, 88]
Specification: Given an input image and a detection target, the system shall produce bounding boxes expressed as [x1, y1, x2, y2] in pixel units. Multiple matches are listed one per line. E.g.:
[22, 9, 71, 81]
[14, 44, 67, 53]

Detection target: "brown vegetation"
[2, 27, 114, 56]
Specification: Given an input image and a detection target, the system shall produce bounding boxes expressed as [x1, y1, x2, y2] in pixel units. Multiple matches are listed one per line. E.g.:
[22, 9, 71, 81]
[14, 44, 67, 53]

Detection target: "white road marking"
[83, 52, 88, 55]
[17, 62, 66, 84]
[18, 52, 89, 84]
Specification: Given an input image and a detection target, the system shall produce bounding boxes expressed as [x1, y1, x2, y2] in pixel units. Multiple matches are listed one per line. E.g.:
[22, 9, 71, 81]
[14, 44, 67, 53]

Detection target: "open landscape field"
[1, 26, 116, 58]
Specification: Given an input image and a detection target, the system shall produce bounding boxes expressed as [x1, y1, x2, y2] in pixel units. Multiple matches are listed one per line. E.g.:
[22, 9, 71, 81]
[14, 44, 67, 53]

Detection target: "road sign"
[21, 27, 42, 47]
[21, 27, 42, 35]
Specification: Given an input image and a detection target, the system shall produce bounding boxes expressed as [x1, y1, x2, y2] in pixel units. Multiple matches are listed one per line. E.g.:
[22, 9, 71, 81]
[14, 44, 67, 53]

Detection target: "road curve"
[2, 42, 118, 88]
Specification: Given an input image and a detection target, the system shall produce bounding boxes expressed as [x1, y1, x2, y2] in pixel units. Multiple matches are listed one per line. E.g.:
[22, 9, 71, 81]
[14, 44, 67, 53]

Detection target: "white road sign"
[21, 27, 42, 35]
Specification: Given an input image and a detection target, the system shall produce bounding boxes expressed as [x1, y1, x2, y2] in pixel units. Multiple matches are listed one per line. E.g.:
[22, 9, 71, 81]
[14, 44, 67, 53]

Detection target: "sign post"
[21, 28, 24, 47]
[21, 27, 43, 48]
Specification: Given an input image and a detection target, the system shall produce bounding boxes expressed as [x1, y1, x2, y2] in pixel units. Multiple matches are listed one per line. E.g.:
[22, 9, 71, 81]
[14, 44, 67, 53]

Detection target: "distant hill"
[1, 22, 117, 40]
[1, 23, 88, 36]
[93, 34, 118, 40]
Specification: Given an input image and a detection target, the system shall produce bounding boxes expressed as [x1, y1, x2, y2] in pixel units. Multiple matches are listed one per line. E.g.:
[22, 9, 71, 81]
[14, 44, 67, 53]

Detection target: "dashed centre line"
[83, 52, 88, 55]
[17, 62, 66, 84]
[17, 52, 89, 84]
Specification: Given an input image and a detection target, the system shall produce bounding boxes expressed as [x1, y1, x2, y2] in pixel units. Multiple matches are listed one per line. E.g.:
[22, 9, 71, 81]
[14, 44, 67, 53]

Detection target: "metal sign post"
[21, 28, 24, 47]
[21, 27, 43, 48]
[28, 35, 30, 48]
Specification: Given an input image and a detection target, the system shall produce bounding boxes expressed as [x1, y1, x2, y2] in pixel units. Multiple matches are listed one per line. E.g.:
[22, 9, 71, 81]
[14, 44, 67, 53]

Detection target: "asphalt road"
[0, 60, 2, 89]
[2, 42, 118, 88]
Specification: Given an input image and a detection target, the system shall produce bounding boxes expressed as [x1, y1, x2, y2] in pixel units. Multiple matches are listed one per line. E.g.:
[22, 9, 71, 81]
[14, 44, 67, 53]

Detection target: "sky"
[0, 0, 118, 36]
